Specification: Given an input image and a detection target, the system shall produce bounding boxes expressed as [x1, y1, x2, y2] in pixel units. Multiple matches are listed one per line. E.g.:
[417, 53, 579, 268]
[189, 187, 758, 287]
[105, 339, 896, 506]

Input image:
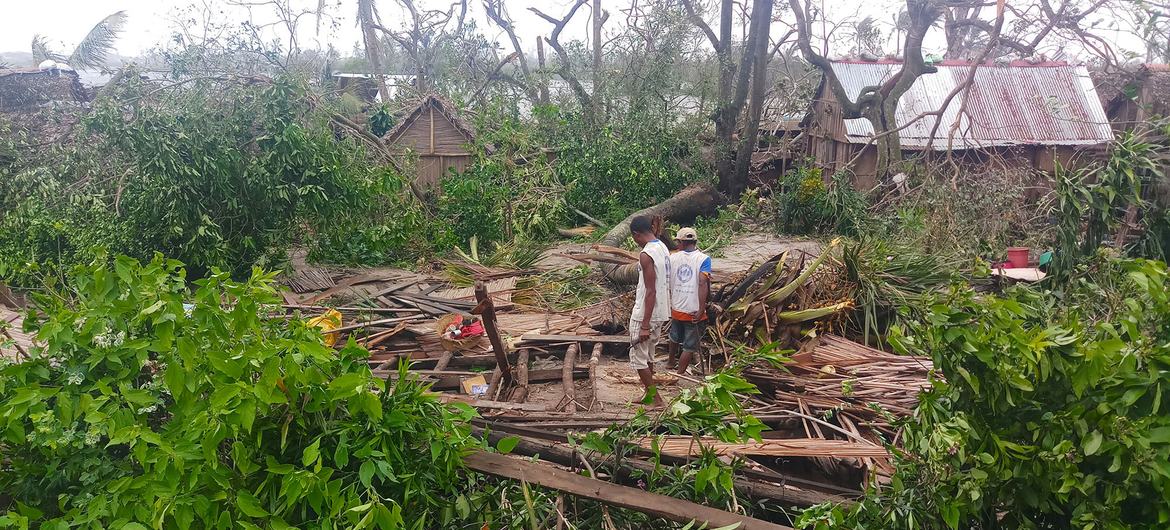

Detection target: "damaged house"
[0, 67, 87, 112]
[805, 60, 1114, 188]
[383, 94, 480, 188]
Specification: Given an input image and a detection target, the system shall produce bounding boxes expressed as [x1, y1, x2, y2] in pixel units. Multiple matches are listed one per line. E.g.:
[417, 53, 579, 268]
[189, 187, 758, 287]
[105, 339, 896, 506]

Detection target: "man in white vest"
[628, 215, 671, 406]
[668, 227, 711, 375]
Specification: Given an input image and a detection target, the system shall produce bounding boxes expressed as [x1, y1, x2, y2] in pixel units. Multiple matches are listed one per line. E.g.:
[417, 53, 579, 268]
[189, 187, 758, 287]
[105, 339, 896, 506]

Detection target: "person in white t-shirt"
[667, 227, 711, 375]
[628, 215, 671, 407]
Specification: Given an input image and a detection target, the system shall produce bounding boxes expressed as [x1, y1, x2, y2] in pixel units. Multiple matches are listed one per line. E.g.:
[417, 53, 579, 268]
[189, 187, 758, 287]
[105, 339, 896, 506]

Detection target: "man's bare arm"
[697, 272, 709, 319]
[640, 252, 656, 327]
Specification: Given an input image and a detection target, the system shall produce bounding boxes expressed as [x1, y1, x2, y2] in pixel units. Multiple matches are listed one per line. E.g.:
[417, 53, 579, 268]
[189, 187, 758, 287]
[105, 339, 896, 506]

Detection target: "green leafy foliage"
[553, 111, 708, 223]
[1, 75, 392, 282]
[802, 257, 1170, 529]
[775, 167, 868, 236]
[0, 255, 479, 528]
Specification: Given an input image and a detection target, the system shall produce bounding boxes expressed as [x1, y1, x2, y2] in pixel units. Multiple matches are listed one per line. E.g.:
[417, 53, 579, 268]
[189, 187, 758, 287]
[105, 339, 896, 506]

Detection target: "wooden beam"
[464, 451, 794, 530]
[518, 334, 629, 345]
[473, 425, 853, 508]
[473, 282, 513, 386]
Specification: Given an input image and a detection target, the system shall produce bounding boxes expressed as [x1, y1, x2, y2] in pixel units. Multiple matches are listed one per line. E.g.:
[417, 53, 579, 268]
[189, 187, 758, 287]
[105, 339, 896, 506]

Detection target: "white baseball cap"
[676, 227, 698, 241]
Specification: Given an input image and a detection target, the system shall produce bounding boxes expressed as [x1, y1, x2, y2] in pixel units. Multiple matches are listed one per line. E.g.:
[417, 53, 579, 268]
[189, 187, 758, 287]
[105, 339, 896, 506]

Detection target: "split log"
[598, 183, 725, 284]
[464, 450, 793, 530]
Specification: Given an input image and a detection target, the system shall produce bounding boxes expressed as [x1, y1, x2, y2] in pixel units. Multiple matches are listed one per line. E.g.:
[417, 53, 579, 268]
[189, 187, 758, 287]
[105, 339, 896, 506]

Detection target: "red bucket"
[1006, 247, 1030, 268]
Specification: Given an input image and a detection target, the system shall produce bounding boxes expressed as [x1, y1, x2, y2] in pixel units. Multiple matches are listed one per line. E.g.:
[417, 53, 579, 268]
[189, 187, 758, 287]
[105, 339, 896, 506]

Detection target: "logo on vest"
[676, 264, 694, 283]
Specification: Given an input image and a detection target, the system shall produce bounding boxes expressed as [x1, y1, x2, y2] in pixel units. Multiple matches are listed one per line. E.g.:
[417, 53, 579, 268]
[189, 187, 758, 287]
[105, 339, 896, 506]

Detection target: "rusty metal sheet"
[830, 61, 1114, 149]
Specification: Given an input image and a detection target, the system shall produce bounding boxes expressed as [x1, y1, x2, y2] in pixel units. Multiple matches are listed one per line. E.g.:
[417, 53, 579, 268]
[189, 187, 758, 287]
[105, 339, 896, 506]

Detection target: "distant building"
[0, 67, 87, 112]
[332, 72, 416, 103]
[805, 60, 1114, 188]
[383, 94, 479, 188]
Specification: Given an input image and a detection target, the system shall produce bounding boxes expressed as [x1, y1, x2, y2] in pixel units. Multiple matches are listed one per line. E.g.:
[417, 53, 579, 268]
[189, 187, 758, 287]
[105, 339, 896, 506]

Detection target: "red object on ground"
[460, 320, 485, 338]
[1007, 247, 1030, 268]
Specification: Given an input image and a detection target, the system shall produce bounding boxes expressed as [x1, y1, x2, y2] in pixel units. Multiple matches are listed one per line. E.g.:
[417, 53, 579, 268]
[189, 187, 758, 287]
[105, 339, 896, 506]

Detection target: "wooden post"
[588, 342, 602, 411]
[474, 282, 513, 386]
[561, 343, 579, 412]
[511, 348, 530, 402]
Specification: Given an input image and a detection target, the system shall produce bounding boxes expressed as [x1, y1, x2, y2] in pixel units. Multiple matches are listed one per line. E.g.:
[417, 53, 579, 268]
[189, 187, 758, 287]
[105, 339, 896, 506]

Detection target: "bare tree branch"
[530, 0, 593, 112]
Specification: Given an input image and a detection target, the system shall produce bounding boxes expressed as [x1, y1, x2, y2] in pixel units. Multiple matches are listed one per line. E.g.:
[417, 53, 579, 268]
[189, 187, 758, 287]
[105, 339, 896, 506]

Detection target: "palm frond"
[31, 35, 65, 64]
[68, 11, 127, 70]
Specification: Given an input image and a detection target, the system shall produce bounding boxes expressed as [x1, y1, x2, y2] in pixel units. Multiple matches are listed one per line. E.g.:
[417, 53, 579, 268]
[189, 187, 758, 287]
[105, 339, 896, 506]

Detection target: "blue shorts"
[669, 319, 705, 352]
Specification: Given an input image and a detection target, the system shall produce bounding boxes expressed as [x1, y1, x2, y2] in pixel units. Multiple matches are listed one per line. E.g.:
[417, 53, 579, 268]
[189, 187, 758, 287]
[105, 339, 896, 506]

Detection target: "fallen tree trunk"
[464, 450, 793, 530]
[599, 183, 725, 285]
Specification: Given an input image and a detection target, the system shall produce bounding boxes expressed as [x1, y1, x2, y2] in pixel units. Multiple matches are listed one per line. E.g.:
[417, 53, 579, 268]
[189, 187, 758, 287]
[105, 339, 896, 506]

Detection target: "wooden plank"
[518, 334, 627, 345]
[464, 451, 793, 530]
[442, 396, 547, 411]
[473, 424, 856, 506]
[473, 283, 512, 386]
[644, 437, 891, 459]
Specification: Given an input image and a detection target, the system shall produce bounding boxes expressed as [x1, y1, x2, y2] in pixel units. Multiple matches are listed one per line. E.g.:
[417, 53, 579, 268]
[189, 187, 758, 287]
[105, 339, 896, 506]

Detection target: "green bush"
[775, 167, 867, 236]
[1, 76, 386, 283]
[436, 164, 509, 247]
[800, 257, 1170, 529]
[554, 114, 706, 222]
[0, 255, 479, 528]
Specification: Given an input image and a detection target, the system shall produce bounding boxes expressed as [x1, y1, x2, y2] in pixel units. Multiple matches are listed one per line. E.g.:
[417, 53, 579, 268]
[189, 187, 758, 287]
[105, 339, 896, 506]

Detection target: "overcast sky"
[0, 0, 637, 59]
[0, 0, 1146, 65]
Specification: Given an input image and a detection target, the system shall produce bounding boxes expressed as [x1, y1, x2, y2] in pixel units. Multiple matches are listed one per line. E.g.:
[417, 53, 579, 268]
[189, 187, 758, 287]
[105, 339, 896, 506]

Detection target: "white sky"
[0, 0, 1147, 65]
[0, 0, 628, 58]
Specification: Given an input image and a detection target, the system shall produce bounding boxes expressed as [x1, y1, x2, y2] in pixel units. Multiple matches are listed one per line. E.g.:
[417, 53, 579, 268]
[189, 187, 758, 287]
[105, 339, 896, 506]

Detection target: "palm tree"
[32, 11, 127, 70]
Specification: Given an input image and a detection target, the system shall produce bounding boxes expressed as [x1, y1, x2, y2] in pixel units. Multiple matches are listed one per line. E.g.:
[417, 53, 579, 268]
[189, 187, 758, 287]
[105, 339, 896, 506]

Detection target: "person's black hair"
[630, 215, 653, 234]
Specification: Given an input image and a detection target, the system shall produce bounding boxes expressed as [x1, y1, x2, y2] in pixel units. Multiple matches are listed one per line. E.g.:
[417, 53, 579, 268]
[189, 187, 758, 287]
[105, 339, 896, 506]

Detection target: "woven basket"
[435, 313, 484, 352]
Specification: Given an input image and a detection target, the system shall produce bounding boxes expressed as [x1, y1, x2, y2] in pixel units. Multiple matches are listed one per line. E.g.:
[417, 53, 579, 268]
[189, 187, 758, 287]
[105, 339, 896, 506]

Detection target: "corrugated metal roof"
[829, 61, 1114, 149]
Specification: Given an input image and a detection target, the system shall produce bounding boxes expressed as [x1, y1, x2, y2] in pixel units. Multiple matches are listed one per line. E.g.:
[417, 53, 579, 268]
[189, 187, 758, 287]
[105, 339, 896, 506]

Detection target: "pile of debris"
[279, 235, 937, 527]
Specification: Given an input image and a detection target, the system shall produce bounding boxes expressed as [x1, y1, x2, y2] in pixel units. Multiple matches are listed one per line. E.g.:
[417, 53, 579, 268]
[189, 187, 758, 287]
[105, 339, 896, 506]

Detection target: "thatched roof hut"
[383, 94, 479, 188]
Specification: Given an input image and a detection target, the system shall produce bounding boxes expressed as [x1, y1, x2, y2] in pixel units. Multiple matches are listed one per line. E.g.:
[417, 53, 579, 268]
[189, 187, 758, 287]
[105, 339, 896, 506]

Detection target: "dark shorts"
[669, 319, 705, 352]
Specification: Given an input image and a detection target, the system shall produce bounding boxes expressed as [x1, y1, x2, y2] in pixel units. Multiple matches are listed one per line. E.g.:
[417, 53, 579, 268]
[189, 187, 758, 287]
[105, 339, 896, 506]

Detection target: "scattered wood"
[464, 450, 793, 530]
[645, 436, 890, 459]
[300, 272, 396, 305]
[474, 425, 854, 508]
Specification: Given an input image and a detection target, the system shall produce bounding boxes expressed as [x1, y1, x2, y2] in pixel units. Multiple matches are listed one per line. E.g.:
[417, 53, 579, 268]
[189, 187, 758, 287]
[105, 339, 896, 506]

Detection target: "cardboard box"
[461, 374, 488, 396]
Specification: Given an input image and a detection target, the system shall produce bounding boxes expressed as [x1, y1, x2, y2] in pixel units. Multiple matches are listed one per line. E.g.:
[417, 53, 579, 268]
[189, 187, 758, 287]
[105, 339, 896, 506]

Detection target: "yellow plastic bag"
[307, 309, 343, 347]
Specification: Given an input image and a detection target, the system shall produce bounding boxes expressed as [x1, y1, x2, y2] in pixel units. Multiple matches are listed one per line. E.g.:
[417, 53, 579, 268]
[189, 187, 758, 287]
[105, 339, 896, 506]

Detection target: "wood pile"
[285, 255, 934, 517]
